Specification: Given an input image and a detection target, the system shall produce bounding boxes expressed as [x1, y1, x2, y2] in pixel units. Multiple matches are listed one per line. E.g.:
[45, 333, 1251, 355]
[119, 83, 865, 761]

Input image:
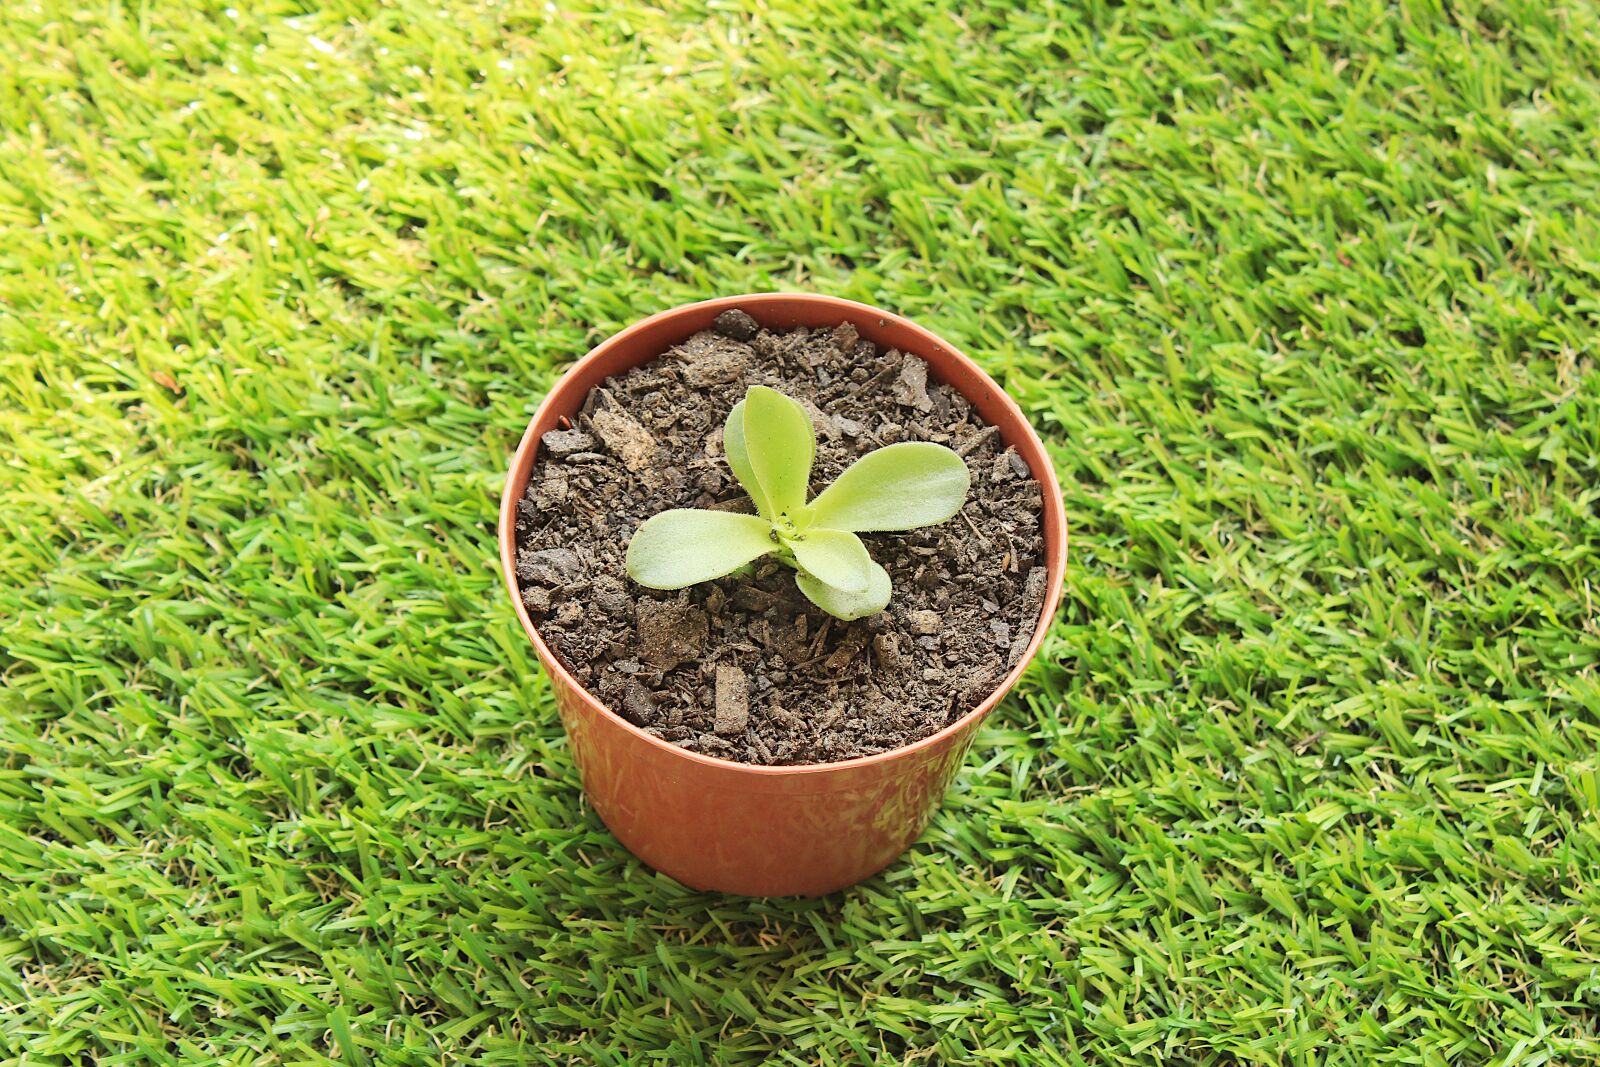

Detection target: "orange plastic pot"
[498, 294, 1066, 896]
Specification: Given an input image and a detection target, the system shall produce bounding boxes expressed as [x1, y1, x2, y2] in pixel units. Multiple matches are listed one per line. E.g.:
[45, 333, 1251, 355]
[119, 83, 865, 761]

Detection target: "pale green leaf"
[722, 399, 773, 520]
[795, 559, 891, 621]
[743, 385, 814, 522]
[808, 442, 971, 532]
[625, 509, 775, 589]
[788, 528, 873, 594]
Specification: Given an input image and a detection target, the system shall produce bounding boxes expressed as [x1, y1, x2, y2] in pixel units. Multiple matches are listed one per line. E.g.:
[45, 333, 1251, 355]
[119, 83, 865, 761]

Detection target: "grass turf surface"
[3, 0, 1600, 1062]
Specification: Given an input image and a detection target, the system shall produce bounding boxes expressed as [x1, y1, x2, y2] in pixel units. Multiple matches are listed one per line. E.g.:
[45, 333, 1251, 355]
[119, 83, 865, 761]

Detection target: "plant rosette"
[499, 295, 1066, 896]
[625, 385, 971, 621]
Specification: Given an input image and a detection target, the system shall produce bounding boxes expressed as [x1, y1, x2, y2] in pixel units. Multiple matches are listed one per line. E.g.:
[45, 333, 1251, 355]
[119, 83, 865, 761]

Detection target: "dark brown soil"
[512, 310, 1048, 765]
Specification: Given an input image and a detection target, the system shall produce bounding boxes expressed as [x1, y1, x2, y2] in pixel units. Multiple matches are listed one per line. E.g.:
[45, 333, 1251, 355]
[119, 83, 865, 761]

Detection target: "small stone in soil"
[825, 636, 864, 672]
[535, 466, 569, 507]
[957, 424, 1000, 456]
[590, 406, 658, 472]
[677, 334, 749, 386]
[989, 620, 1011, 647]
[621, 680, 657, 726]
[714, 664, 749, 736]
[713, 308, 760, 341]
[768, 704, 801, 730]
[732, 586, 778, 613]
[907, 609, 942, 635]
[518, 547, 582, 586]
[592, 576, 630, 616]
[1007, 450, 1032, 479]
[1008, 635, 1031, 667]
[797, 396, 840, 438]
[521, 586, 551, 615]
[894, 357, 934, 412]
[873, 633, 901, 669]
[961, 670, 999, 707]
[541, 428, 595, 457]
[637, 599, 708, 668]
[695, 733, 738, 757]
[1021, 567, 1049, 613]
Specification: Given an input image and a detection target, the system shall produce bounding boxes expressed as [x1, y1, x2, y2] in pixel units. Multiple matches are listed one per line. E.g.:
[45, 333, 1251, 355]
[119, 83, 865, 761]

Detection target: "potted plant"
[498, 294, 1065, 896]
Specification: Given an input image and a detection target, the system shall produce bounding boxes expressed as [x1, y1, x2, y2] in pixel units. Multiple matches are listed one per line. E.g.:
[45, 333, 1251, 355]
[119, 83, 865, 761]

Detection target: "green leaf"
[722, 400, 773, 520]
[625, 509, 775, 589]
[808, 442, 971, 532]
[788, 528, 873, 594]
[742, 386, 814, 522]
[795, 559, 891, 621]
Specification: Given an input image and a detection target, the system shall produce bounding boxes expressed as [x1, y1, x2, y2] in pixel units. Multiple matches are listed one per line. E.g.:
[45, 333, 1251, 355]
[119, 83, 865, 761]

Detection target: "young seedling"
[625, 385, 971, 620]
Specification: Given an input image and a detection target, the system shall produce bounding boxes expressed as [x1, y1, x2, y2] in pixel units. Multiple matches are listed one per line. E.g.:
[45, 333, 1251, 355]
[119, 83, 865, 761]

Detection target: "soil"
[512, 309, 1048, 765]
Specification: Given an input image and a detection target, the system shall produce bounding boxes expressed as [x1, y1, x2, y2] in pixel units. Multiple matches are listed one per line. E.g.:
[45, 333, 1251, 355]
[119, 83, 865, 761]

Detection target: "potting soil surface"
[513, 310, 1048, 765]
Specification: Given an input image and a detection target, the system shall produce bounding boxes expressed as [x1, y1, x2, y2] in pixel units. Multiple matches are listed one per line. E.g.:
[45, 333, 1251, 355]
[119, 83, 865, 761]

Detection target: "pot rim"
[498, 293, 1067, 777]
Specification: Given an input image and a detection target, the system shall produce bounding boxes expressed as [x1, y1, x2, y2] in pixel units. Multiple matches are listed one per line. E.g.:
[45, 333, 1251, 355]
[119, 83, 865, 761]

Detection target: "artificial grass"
[2, 0, 1599, 1062]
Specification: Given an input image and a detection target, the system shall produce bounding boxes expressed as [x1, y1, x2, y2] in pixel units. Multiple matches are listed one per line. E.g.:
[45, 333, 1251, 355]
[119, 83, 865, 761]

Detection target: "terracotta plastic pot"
[499, 294, 1066, 896]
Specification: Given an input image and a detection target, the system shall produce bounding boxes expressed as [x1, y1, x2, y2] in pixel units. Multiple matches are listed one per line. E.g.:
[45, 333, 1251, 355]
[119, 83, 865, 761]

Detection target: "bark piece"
[637, 600, 708, 668]
[714, 665, 750, 736]
[541, 428, 595, 458]
[591, 407, 657, 472]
